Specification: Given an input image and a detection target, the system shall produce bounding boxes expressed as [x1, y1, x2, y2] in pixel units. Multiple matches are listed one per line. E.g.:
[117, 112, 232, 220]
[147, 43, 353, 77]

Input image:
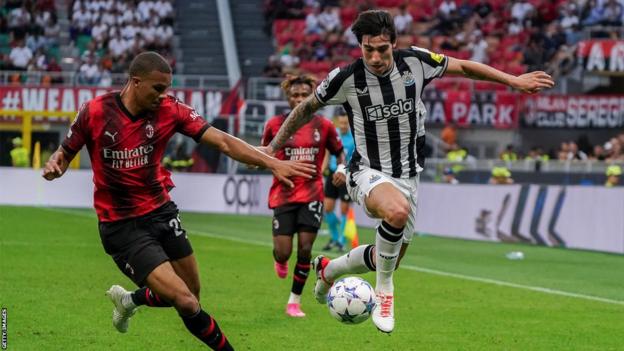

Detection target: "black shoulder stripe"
[317, 60, 358, 103]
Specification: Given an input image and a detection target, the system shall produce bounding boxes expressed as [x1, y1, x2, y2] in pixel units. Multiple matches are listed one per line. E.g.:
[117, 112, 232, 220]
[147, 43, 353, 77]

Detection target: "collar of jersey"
[115, 93, 148, 122]
[363, 60, 394, 77]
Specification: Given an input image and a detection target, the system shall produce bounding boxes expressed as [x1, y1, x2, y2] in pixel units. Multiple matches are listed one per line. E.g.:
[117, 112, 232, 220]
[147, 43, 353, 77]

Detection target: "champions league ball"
[327, 276, 376, 324]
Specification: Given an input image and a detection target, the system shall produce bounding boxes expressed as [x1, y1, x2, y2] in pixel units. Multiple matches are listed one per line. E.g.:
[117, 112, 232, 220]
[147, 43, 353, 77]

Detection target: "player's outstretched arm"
[199, 128, 315, 187]
[445, 57, 555, 94]
[42, 146, 73, 181]
[266, 94, 323, 154]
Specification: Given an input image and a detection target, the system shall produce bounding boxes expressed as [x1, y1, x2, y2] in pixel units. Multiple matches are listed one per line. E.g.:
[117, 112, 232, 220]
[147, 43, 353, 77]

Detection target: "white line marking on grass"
[404, 265, 624, 306]
[188, 229, 624, 307]
[39, 207, 624, 307]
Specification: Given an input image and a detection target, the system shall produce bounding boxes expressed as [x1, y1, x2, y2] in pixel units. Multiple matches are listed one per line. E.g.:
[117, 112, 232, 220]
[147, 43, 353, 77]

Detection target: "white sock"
[324, 244, 375, 282]
[122, 292, 136, 309]
[375, 221, 403, 293]
[288, 292, 301, 304]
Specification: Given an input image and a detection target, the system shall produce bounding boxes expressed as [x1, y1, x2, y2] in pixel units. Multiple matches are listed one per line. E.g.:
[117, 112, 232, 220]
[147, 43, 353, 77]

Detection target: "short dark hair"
[351, 10, 396, 45]
[128, 51, 172, 77]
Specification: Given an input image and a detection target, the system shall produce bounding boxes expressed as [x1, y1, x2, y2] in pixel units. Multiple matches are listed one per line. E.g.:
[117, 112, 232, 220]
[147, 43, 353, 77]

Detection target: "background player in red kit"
[261, 75, 346, 317]
[42, 52, 314, 350]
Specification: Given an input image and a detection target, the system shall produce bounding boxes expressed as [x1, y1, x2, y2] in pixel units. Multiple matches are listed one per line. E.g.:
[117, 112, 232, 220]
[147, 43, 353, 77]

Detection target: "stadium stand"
[0, 0, 622, 184]
[264, 0, 622, 82]
[0, 0, 175, 86]
[69, 0, 175, 84]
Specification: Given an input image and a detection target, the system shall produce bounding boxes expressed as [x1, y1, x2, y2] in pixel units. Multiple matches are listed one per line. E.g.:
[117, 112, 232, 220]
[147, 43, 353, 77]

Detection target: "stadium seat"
[76, 35, 92, 55]
[304, 34, 322, 45]
[299, 60, 317, 73]
[333, 60, 351, 68]
[340, 7, 357, 27]
[349, 47, 361, 59]
[506, 63, 527, 76]
[48, 46, 61, 61]
[315, 61, 331, 73]
[503, 50, 522, 63]
[273, 20, 290, 35]
[291, 20, 306, 34]
[475, 81, 508, 91]
[276, 33, 293, 46]
[0, 34, 10, 54]
[375, 0, 404, 7]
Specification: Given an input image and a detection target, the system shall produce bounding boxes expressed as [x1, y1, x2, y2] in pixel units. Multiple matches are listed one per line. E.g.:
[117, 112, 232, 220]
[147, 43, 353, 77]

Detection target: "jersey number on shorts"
[168, 215, 184, 237]
[308, 201, 323, 222]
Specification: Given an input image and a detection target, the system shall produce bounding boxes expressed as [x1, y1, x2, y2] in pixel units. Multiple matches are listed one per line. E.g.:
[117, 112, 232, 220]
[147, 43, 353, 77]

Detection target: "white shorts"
[346, 166, 420, 243]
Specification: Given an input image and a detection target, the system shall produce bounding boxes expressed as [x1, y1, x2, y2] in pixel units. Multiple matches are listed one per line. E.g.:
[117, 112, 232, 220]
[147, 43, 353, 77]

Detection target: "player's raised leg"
[146, 262, 233, 351]
[312, 244, 375, 303]
[365, 182, 408, 333]
[313, 181, 406, 332]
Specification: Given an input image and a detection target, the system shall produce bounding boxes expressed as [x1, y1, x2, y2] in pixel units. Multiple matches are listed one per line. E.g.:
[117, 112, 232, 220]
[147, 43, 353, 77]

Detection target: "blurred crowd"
[441, 123, 624, 164]
[71, 0, 175, 86]
[0, 0, 176, 86]
[263, 0, 623, 81]
[493, 132, 624, 162]
[0, 0, 62, 83]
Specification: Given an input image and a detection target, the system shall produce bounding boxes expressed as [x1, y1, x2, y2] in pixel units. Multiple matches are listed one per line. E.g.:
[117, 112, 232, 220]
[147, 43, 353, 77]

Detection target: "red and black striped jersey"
[262, 114, 343, 209]
[62, 92, 210, 222]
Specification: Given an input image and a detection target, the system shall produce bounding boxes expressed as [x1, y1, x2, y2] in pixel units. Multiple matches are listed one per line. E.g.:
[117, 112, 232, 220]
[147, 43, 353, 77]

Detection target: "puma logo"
[104, 131, 118, 142]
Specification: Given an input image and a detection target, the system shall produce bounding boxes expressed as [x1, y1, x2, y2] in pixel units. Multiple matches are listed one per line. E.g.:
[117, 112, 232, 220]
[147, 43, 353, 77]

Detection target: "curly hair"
[280, 74, 317, 95]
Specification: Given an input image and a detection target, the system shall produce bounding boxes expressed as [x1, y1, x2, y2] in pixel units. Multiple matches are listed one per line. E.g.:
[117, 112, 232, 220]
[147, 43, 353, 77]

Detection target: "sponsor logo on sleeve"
[430, 52, 444, 64]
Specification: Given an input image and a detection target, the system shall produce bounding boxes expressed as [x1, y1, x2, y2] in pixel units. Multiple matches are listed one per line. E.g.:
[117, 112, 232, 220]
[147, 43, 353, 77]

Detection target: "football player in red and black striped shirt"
[42, 52, 314, 350]
[261, 75, 345, 317]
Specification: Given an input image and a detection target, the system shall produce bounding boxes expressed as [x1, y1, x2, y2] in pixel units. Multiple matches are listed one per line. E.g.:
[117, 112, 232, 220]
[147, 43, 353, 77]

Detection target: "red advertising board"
[423, 90, 520, 128]
[0, 86, 228, 123]
[577, 40, 624, 73]
[523, 95, 624, 128]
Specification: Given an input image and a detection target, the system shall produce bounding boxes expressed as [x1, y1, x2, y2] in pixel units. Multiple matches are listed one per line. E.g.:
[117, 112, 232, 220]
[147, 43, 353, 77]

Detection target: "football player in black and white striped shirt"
[263, 10, 554, 333]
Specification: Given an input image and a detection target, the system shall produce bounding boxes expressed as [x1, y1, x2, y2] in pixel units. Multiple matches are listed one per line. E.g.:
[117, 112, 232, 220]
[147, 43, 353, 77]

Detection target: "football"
[327, 276, 376, 324]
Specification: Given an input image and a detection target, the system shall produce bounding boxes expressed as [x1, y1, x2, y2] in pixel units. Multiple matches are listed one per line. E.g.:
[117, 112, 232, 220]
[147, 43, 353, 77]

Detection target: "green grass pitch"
[1, 205, 623, 350]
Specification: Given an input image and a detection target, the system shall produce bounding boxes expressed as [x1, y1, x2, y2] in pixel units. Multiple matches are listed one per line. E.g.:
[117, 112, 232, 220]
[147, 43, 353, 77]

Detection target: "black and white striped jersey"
[315, 46, 448, 178]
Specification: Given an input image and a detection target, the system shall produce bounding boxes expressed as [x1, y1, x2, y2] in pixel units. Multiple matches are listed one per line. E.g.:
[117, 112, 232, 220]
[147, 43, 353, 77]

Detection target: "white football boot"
[311, 255, 332, 304]
[372, 292, 394, 333]
[106, 285, 138, 333]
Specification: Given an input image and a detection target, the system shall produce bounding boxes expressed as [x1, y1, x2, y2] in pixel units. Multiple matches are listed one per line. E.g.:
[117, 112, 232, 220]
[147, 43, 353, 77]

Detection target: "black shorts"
[324, 173, 351, 202]
[98, 201, 193, 286]
[272, 201, 324, 236]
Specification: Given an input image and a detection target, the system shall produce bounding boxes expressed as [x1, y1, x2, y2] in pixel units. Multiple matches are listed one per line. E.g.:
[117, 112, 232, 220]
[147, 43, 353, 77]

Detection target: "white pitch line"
[403, 265, 624, 306]
[37, 207, 624, 307]
[187, 229, 624, 307]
